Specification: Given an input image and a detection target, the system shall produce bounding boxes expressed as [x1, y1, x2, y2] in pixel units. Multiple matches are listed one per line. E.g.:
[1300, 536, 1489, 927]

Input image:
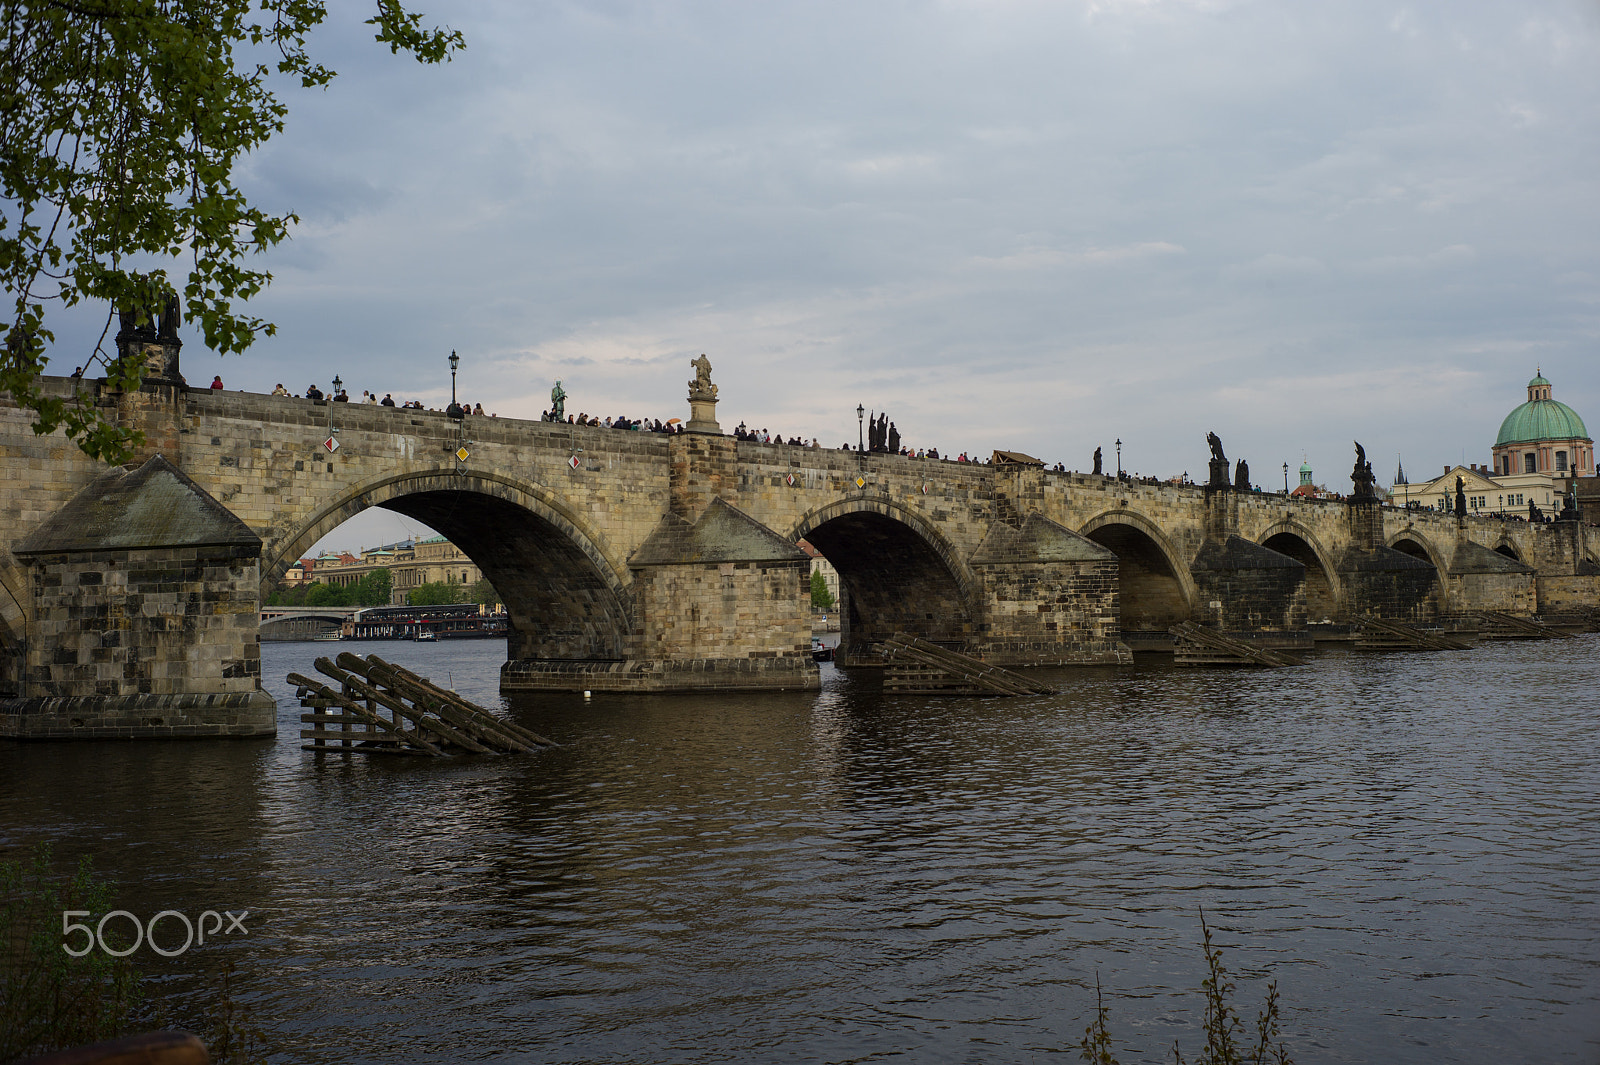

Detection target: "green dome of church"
[1497, 369, 1587, 444]
[1496, 394, 1588, 446]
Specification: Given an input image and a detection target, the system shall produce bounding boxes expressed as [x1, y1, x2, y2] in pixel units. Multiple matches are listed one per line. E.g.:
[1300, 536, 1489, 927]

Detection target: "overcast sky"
[53, 1, 1600, 553]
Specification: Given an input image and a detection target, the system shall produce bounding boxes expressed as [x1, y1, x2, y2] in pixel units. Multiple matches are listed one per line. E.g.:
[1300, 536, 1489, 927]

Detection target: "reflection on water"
[3, 638, 1598, 1064]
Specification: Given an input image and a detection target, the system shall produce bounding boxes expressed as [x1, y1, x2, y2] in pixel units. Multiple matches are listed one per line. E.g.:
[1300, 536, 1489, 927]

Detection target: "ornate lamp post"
[857, 404, 864, 452]
[1283, 461, 1289, 495]
[327, 373, 342, 441]
[446, 350, 463, 421]
[1115, 438, 1122, 478]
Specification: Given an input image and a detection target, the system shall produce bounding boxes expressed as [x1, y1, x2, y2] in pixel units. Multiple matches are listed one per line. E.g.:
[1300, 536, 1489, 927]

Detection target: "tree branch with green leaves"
[0, 0, 462, 462]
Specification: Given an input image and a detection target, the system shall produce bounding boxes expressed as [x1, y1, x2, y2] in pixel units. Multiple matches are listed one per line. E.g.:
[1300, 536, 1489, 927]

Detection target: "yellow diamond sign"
[854, 476, 866, 488]
[455, 446, 471, 462]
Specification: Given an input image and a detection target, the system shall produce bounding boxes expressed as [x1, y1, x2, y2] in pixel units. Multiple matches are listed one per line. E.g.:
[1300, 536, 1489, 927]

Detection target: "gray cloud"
[62, 0, 1596, 551]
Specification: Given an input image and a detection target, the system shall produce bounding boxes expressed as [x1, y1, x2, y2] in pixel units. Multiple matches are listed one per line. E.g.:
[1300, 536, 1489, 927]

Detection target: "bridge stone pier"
[2, 339, 1596, 738]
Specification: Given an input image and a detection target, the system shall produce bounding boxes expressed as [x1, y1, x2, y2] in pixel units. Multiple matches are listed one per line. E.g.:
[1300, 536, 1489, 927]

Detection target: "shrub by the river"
[1080, 912, 1292, 1065]
[0, 844, 140, 1061]
[0, 844, 268, 1065]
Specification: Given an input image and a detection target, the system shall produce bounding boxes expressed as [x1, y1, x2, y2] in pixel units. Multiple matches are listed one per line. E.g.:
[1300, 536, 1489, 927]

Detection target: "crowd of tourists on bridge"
[540, 411, 685, 433]
[251, 380, 1586, 519]
[268, 382, 502, 417]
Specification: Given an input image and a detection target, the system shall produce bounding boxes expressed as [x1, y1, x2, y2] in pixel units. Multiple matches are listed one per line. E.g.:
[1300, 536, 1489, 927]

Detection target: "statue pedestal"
[686, 391, 721, 435]
[1208, 458, 1231, 490]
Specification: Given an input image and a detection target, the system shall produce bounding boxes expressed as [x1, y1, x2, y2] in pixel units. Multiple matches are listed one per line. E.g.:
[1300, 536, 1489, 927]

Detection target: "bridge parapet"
[4, 373, 1598, 723]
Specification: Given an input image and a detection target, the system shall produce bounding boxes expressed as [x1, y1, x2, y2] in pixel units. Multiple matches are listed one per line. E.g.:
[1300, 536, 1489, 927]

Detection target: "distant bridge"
[259, 606, 353, 641]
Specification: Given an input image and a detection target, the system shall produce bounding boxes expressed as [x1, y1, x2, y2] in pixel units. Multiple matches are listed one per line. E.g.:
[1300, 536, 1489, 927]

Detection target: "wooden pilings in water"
[1352, 615, 1473, 652]
[881, 633, 1056, 696]
[291, 652, 556, 756]
[1470, 610, 1574, 640]
[1168, 622, 1304, 667]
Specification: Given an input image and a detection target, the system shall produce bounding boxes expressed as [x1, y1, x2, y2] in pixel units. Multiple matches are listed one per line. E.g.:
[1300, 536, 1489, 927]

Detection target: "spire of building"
[1396, 455, 1406, 484]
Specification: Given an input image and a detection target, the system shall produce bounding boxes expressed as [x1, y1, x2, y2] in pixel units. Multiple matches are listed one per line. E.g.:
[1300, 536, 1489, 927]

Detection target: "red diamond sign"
[785, 472, 796, 486]
[568, 455, 580, 470]
[323, 436, 339, 453]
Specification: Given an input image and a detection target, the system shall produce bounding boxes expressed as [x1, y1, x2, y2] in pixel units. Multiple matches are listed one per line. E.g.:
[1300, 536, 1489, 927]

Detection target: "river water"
[2, 638, 1597, 1064]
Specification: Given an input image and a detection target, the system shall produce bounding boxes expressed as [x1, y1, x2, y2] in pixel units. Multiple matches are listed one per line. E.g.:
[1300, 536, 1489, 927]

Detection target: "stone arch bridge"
[2, 366, 1594, 736]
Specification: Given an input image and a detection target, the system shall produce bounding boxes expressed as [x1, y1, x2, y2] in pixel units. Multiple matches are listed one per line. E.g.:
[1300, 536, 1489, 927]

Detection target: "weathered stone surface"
[1, 375, 1596, 708]
[1, 454, 274, 736]
[1190, 535, 1306, 631]
[16, 454, 257, 553]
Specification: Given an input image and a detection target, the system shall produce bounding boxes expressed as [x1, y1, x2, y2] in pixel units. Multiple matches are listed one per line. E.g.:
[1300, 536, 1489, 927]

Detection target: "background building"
[1391, 371, 1592, 516]
[282, 535, 487, 605]
[1492, 371, 1592, 478]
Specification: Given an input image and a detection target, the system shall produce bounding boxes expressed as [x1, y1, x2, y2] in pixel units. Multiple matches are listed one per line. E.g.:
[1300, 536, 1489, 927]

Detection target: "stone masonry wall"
[1448, 572, 1535, 614]
[23, 543, 262, 699]
[971, 558, 1127, 664]
[630, 558, 813, 664]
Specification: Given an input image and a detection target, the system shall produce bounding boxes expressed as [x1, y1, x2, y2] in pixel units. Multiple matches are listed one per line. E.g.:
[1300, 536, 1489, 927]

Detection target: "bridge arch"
[1385, 529, 1448, 611]
[265, 469, 632, 662]
[790, 497, 980, 657]
[1078, 510, 1197, 633]
[1493, 539, 1523, 563]
[1257, 519, 1343, 621]
[1385, 529, 1448, 577]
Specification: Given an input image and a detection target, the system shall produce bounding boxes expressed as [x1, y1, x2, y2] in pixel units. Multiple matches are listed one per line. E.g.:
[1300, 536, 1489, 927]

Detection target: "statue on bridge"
[1234, 459, 1250, 491]
[1560, 483, 1580, 521]
[1206, 432, 1230, 489]
[550, 379, 566, 422]
[888, 421, 900, 454]
[1455, 476, 1467, 516]
[1092, 447, 1102, 476]
[689, 354, 717, 398]
[1350, 440, 1377, 502]
[869, 412, 890, 452]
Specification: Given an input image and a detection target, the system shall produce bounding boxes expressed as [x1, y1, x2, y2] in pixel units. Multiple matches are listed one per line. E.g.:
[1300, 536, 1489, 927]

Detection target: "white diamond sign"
[785, 473, 796, 486]
[323, 436, 339, 453]
[568, 455, 580, 470]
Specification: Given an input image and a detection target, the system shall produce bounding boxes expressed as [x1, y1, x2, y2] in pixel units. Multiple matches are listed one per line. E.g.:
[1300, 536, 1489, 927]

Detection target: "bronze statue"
[1234, 459, 1250, 491]
[888, 422, 900, 454]
[1455, 476, 1467, 515]
[1093, 447, 1102, 476]
[550, 379, 566, 421]
[1351, 440, 1377, 499]
[1207, 431, 1225, 463]
[156, 292, 181, 339]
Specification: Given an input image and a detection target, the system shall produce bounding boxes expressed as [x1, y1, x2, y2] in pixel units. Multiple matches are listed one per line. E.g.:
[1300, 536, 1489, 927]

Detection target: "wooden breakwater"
[1168, 622, 1304, 667]
[291, 652, 556, 756]
[881, 633, 1056, 696]
[1352, 615, 1474, 652]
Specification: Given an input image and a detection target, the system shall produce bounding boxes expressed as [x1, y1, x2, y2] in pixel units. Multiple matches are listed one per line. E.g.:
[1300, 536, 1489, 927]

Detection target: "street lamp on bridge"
[446, 350, 464, 421]
[1115, 438, 1122, 478]
[857, 404, 864, 453]
[1283, 461, 1289, 495]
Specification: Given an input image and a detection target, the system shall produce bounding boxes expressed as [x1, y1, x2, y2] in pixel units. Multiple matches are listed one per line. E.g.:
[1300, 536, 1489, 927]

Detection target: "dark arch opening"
[1388, 536, 1445, 608]
[0, 629, 17, 698]
[1390, 537, 1435, 566]
[1494, 543, 1521, 561]
[376, 491, 629, 663]
[799, 511, 973, 663]
[1084, 523, 1190, 634]
[1263, 532, 1338, 622]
